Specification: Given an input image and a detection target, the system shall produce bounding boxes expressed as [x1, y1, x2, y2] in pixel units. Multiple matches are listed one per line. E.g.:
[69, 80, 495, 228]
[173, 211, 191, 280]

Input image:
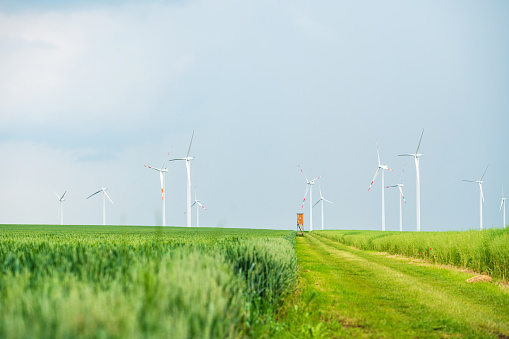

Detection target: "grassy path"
[274, 233, 509, 338]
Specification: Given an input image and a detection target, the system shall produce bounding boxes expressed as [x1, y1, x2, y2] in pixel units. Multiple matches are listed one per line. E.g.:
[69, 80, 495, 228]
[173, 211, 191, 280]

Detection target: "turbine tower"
[399, 129, 424, 231]
[87, 183, 113, 225]
[463, 165, 488, 230]
[169, 132, 194, 227]
[386, 169, 406, 232]
[299, 165, 323, 231]
[55, 191, 66, 225]
[368, 142, 393, 231]
[145, 160, 169, 226]
[312, 183, 333, 230]
[500, 186, 507, 229]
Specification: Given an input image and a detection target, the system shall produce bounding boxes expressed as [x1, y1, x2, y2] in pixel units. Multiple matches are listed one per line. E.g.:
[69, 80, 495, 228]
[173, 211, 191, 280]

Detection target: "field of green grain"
[315, 228, 509, 279]
[2, 225, 509, 338]
[0, 225, 296, 338]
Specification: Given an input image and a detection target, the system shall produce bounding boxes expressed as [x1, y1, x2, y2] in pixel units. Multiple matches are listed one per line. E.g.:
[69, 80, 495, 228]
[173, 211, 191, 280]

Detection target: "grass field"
[2, 225, 509, 338]
[0, 225, 296, 338]
[273, 233, 509, 338]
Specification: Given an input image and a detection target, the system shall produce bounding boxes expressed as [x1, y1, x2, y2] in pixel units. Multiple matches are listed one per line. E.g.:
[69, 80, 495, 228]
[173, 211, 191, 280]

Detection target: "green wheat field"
[1, 225, 509, 338]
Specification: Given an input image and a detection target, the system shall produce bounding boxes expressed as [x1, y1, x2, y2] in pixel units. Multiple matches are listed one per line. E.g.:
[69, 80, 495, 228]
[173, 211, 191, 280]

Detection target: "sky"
[0, 0, 508, 231]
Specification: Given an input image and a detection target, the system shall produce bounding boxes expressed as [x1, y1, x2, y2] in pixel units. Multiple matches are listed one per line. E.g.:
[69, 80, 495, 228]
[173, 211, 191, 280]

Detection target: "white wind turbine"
[87, 183, 114, 225]
[145, 159, 169, 226]
[399, 129, 424, 232]
[386, 169, 406, 232]
[463, 165, 488, 230]
[368, 142, 393, 231]
[500, 186, 507, 229]
[299, 165, 323, 232]
[55, 191, 66, 225]
[312, 183, 333, 230]
[186, 186, 206, 227]
[169, 132, 194, 227]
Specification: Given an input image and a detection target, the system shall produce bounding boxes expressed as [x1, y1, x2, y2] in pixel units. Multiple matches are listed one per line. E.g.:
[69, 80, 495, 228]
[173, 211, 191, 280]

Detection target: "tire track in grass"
[293, 233, 509, 338]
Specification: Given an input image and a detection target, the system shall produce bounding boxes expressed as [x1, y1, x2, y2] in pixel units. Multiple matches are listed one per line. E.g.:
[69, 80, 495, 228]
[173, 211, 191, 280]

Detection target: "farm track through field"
[292, 233, 509, 338]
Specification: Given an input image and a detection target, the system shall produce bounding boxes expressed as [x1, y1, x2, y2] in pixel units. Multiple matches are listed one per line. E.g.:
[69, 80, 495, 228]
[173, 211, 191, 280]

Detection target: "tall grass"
[0, 225, 297, 338]
[315, 228, 509, 280]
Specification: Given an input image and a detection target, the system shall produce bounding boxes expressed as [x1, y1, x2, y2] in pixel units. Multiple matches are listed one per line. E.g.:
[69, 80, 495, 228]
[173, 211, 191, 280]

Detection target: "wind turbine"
[299, 165, 323, 231]
[386, 169, 406, 232]
[87, 183, 113, 225]
[500, 186, 507, 229]
[186, 185, 206, 227]
[399, 129, 424, 231]
[169, 131, 194, 227]
[55, 191, 66, 225]
[312, 183, 333, 230]
[463, 165, 488, 230]
[144, 159, 169, 226]
[368, 142, 393, 231]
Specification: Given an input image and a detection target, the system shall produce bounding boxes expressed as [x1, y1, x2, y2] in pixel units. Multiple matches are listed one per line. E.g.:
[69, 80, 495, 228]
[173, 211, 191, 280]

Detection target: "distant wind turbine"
[500, 186, 506, 229]
[299, 165, 323, 232]
[186, 185, 206, 227]
[368, 142, 393, 231]
[55, 191, 66, 225]
[87, 183, 113, 225]
[144, 158, 169, 226]
[463, 165, 488, 230]
[399, 129, 424, 232]
[312, 183, 333, 230]
[169, 132, 194, 227]
[386, 169, 406, 232]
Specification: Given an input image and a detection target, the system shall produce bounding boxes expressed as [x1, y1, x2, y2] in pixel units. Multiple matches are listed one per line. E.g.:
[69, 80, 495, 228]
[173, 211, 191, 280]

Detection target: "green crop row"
[0, 225, 297, 338]
[315, 228, 509, 280]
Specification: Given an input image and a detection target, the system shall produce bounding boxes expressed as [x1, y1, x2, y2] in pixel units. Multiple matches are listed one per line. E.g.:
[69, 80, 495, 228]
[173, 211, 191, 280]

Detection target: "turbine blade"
[500, 199, 504, 212]
[368, 168, 380, 191]
[55, 192, 61, 200]
[463, 180, 477, 183]
[311, 175, 324, 182]
[186, 131, 194, 158]
[104, 191, 114, 204]
[398, 168, 405, 184]
[196, 201, 206, 210]
[376, 142, 381, 166]
[145, 165, 162, 172]
[399, 186, 406, 204]
[298, 164, 309, 182]
[313, 199, 322, 208]
[415, 128, 424, 154]
[301, 185, 309, 208]
[398, 154, 414, 157]
[480, 164, 489, 181]
[61, 191, 67, 200]
[191, 201, 197, 207]
[87, 190, 102, 199]
[324, 198, 334, 204]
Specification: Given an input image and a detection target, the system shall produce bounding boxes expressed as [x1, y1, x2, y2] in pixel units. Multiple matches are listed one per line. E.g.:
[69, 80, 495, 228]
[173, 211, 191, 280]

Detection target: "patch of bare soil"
[466, 275, 492, 283]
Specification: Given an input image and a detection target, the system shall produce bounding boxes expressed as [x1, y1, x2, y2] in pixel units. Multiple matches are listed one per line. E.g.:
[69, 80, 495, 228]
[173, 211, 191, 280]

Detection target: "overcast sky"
[1, 0, 508, 231]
